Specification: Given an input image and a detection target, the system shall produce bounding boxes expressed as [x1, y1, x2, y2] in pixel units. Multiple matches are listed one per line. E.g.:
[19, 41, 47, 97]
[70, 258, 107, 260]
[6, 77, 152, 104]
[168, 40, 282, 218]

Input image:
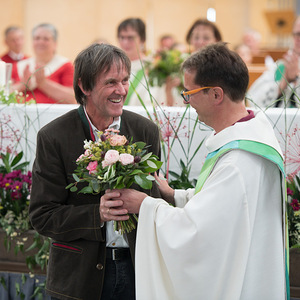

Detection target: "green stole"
[124, 69, 145, 105]
[194, 140, 290, 300]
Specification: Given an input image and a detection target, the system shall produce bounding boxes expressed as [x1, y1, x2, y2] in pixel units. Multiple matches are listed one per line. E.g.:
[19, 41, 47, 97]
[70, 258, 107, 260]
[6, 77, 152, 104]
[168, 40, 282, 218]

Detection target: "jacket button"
[96, 263, 103, 270]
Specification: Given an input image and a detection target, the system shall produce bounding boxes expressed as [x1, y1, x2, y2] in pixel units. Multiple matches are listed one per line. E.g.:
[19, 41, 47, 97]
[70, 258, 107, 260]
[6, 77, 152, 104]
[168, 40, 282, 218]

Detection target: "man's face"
[184, 70, 212, 123]
[118, 27, 142, 59]
[85, 63, 130, 120]
[5, 29, 24, 54]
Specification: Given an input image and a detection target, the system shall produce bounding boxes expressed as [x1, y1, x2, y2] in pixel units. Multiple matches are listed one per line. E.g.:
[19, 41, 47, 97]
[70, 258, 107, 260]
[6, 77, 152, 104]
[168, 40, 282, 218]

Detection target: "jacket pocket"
[52, 242, 83, 254]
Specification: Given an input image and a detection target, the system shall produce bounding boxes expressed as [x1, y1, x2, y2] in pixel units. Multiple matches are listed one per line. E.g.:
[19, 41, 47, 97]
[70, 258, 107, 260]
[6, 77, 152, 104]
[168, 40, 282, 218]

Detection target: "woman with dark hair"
[186, 19, 222, 52]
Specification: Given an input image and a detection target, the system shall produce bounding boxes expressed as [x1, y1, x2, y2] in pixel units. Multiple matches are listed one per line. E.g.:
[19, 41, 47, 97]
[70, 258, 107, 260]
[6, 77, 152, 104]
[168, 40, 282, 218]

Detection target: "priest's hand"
[110, 189, 148, 214]
[100, 191, 129, 222]
[155, 172, 175, 204]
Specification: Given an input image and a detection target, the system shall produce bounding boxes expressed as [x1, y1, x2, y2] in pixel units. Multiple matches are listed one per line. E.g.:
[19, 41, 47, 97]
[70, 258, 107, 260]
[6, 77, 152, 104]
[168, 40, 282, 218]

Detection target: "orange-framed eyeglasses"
[180, 87, 214, 104]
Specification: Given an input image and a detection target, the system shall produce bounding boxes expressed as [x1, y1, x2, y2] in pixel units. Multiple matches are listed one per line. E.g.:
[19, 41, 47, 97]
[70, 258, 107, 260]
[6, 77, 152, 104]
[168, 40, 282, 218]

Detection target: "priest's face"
[83, 63, 129, 124]
[183, 70, 213, 124]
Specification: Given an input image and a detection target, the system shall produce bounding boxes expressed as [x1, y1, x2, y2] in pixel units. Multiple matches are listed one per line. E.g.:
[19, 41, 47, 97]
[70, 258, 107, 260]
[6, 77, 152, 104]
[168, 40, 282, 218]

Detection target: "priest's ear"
[78, 78, 91, 96]
[211, 87, 223, 105]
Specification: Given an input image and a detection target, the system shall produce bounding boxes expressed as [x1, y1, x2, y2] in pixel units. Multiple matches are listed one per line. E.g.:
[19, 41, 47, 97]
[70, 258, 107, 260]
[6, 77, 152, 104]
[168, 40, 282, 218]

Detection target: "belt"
[106, 247, 131, 261]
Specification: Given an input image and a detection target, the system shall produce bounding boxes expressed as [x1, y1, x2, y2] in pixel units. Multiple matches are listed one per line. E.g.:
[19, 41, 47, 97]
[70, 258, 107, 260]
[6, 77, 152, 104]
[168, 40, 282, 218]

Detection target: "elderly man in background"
[1, 26, 28, 64]
[11, 23, 75, 104]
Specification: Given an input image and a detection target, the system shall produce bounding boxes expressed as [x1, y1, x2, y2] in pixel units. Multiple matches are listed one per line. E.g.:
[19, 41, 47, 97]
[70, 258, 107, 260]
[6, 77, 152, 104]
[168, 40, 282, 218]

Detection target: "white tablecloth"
[1, 104, 299, 180]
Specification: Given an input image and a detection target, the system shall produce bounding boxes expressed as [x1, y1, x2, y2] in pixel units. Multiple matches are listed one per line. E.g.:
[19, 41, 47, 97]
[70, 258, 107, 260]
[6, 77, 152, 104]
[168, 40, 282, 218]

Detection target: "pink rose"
[103, 150, 120, 166]
[86, 161, 98, 175]
[109, 135, 127, 146]
[119, 153, 134, 166]
[102, 160, 110, 168]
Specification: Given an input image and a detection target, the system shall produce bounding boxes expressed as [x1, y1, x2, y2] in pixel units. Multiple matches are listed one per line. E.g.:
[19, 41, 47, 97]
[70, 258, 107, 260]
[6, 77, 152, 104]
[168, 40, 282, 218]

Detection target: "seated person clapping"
[11, 23, 76, 104]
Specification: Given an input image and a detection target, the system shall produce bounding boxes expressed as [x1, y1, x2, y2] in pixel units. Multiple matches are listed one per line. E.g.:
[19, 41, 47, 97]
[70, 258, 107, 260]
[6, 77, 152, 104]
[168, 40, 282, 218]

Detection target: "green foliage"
[168, 159, 197, 189]
[0, 151, 29, 174]
[0, 89, 34, 105]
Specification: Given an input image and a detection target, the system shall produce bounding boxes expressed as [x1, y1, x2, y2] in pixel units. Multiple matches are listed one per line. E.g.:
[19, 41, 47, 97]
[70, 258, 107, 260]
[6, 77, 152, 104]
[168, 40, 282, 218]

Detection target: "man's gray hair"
[4, 26, 22, 37]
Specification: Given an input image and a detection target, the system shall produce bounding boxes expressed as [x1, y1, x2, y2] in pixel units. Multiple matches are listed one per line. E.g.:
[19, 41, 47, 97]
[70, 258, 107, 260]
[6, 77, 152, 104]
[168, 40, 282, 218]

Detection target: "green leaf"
[116, 175, 124, 186]
[25, 240, 38, 252]
[0, 276, 7, 290]
[70, 186, 78, 192]
[78, 186, 93, 194]
[12, 161, 30, 171]
[146, 160, 157, 169]
[65, 183, 74, 189]
[134, 174, 153, 189]
[72, 173, 80, 182]
[92, 180, 101, 193]
[129, 169, 143, 175]
[11, 151, 23, 167]
[140, 152, 153, 162]
[146, 174, 155, 181]
[135, 141, 146, 149]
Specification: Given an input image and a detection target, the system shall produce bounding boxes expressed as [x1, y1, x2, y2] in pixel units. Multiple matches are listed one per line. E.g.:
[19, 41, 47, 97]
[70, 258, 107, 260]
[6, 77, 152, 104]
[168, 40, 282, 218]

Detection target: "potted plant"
[0, 151, 50, 274]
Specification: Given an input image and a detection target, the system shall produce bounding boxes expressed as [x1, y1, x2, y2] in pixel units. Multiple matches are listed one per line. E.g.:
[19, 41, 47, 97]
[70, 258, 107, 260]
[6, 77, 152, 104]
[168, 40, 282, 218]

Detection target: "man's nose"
[116, 82, 127, 95]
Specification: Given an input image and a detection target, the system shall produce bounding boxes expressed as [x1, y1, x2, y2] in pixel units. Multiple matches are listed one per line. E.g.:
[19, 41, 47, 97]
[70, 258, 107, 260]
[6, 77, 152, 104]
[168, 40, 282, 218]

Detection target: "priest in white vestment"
[101, 43, 289, 300]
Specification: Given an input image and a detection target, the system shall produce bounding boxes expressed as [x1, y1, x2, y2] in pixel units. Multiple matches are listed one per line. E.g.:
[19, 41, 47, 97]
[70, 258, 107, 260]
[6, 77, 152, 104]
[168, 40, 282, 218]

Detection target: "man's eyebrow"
[104, 77, 117, 84]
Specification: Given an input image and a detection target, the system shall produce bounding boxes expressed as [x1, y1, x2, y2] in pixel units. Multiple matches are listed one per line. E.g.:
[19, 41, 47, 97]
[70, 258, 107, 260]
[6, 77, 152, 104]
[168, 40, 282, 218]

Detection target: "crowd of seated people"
[1, 17, 298, 107]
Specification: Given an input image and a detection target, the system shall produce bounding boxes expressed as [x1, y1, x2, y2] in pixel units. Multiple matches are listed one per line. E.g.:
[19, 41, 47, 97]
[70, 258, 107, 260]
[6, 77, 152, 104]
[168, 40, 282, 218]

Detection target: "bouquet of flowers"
[66, 129, 163, 233]
[145, 49, 188, 90]
[287, 174, 300, 248]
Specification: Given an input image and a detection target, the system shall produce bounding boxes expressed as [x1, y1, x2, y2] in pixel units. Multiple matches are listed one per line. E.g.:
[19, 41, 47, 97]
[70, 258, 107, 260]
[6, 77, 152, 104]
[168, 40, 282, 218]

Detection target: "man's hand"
[100, 190, 129, 222]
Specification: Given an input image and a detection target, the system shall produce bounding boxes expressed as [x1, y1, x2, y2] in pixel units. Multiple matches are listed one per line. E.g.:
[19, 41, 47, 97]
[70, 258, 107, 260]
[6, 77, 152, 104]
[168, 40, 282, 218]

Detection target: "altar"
[1, 104, 299, 180]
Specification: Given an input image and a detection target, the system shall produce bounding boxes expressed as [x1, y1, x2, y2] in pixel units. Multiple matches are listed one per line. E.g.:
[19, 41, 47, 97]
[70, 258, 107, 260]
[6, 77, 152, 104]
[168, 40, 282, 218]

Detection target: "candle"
[0, 61, 6, 87]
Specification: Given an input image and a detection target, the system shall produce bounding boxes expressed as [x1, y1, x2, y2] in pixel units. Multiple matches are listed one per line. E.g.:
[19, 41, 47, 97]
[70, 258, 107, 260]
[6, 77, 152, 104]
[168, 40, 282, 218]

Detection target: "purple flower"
[290, 199, 300, 211]
[287, 187, 294, 196]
